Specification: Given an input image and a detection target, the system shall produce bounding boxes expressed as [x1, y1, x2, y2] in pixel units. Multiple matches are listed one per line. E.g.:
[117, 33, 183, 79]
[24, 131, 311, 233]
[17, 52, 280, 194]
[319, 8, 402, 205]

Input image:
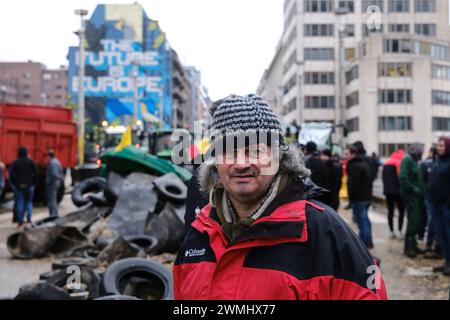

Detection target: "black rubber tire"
[46, 268, 101, 300]
[153, 173, 187, 203]
[71, 177, 106, 207]
[15, 283, 72, 300]
[95, 295, 141, 300]
[68, 245, 100, 259]
[123, 235, 159, 254]
[102, 258, 173, 300]
[39, 270, 59, 281]
[87, 193, 112, 207]
[51, 257, 94, 271]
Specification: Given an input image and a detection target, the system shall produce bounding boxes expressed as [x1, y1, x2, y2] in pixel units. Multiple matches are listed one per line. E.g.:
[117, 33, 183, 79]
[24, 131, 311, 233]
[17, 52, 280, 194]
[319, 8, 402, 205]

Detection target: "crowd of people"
[380, 138, 450, 276]
[299, 135, 450, 278]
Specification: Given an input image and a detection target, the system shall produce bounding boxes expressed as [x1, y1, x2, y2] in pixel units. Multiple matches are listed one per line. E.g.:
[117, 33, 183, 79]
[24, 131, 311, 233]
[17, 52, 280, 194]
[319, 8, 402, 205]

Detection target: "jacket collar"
[192, 178, 316, 249]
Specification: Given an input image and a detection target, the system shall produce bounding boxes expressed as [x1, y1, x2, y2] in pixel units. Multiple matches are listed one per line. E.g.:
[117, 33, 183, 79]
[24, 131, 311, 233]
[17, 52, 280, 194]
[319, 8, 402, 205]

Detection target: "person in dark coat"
[382, 164, 405, 239]
[345, 144, 374, 249]
[428, 137, 450, 276]
[304, 141, 331, 206]
[184, 154, 209, 235]
[421, 146, 441, 258]
[183, 99, 223, 235]
[320, 149, 342, 211]
[9, 147, 39, 226]
[354, 141, 378, 182]
[174, 94, 387, 300]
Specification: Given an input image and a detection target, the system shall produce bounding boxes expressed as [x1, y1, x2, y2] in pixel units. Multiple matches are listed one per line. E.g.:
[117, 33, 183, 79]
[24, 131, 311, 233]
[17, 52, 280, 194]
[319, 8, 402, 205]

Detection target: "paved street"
[0, 194, 449, 299]
[340, 202, 450, 300]
[0, 194, 77, 299]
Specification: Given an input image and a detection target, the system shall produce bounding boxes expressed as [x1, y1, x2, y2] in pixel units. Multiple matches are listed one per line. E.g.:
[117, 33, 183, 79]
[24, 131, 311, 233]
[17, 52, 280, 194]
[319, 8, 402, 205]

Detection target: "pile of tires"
[16, 257, 173, 300]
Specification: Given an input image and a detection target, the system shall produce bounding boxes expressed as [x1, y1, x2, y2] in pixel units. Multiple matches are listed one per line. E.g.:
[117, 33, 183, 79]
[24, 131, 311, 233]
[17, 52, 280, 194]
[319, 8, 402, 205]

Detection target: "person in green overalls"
[400, 143, 425, 258]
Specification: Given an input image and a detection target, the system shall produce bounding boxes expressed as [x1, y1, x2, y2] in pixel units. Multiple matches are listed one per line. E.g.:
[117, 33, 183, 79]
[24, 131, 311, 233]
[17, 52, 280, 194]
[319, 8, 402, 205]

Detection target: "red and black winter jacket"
[173, 180, 388, 300]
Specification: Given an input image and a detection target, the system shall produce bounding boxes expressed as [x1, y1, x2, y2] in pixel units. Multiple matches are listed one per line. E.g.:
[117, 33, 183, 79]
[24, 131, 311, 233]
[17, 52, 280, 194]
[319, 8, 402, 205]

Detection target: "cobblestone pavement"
[0, 194, 449, 299]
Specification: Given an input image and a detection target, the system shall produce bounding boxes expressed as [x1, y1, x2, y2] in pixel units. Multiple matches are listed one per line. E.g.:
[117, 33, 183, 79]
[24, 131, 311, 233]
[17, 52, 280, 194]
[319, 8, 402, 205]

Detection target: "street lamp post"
[74, 9, 88, 166]
[132, 60, 139, 127]
[294, 60, 304, 126]
[335, 7, 349, 147]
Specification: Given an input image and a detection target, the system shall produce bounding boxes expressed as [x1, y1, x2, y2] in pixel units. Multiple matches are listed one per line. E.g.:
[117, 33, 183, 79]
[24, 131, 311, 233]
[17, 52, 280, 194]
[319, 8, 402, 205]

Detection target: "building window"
[23, 94, 31, 99]
[378, 62, 412, 77]
[284, 97, 297, 115]
[344, 24, 355, 37]
[43, 73, 52, 80]
[305, 72, 335, 84]
[378, 89, 412, 103]
[362, 0, 384, 12]
[432, 90, 450, 106]
[389, 24, 410, 33]
[430, 44, 450, 61]
[346, 91, 359, 108]
[433, 117, 450, 131]
[432, 64, 450, 80]
[283, 50, 297, 74]
[379, 143, 410, 157]
[338, 1, 355, 12]
[345, 48, 356, 62]
[362, 24, 384, 37]
[304, 0, 334, 12]
[304, 24, 334, 37]
[415, 0, 436, 12]
[383, 39, 413, 53]
[305, 96, 335, 109]
[284, 74, 297, 94]
[388, 0, 410, 12]
[415, 24, 436, 37]
[304, 48, 334, 60]
[346, 118, 359, 133]
[379, 116, 412, 130]
[414, 42, 448, 61]
[346, 65, 359, 83]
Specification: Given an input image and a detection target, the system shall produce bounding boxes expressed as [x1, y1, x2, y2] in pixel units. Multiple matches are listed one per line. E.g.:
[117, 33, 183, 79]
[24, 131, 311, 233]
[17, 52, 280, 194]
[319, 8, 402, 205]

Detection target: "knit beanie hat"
[211, 94, 284, 153]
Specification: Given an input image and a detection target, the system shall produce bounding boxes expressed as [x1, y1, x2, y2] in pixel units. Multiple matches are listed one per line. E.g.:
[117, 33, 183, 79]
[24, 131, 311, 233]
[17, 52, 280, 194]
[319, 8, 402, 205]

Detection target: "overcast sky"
[0, 0, 284, 100]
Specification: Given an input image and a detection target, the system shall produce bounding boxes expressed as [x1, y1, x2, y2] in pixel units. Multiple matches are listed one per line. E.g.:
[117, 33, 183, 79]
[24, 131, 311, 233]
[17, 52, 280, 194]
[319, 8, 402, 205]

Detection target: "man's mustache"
[229, 167, 258, 178]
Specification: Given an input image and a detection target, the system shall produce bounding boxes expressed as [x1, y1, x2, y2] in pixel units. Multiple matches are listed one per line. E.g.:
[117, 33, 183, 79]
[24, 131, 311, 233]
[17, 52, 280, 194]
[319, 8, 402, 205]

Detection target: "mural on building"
[68, 4, 173, 127]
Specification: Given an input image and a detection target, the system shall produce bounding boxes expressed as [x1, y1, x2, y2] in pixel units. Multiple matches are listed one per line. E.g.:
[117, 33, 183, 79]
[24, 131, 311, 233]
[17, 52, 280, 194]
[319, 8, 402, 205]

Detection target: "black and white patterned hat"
[211, 94, 284, 147]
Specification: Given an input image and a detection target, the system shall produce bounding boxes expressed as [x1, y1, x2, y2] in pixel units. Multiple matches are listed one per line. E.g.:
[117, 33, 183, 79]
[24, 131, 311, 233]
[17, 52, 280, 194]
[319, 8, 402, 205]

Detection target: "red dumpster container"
[0, 103, 78, 202]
